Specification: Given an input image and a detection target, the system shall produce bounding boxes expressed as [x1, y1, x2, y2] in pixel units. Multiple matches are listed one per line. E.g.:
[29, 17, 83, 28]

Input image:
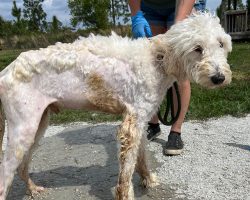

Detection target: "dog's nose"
[211, 74, 225, 84]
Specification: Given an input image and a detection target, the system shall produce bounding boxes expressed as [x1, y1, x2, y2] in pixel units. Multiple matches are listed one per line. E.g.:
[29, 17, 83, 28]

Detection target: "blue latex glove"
[131, 11, 152, 38]
[194, 0, 207, 12]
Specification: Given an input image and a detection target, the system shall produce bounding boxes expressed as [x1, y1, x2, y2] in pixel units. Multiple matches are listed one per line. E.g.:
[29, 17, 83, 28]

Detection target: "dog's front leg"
[136, 136, 159, 188]
[115, 113, 141, 200]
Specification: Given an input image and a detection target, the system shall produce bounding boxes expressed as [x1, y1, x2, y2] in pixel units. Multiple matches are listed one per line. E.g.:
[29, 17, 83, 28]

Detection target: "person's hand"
[131, 11, 152, 38]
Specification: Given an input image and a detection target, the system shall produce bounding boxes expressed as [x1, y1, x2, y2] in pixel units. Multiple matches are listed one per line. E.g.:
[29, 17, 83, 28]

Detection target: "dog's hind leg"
[0, 121, 41, 199]
[115, 113, 142, 200]
[136, 136, 159, 188]
[17, 108, 50, 196]
[0, 95, 53, 200]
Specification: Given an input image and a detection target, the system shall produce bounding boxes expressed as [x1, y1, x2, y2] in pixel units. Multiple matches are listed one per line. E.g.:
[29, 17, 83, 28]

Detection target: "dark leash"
[157, 82, 181, 126]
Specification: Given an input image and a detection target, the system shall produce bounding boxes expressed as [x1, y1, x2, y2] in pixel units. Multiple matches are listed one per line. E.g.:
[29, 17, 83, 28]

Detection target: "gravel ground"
[149, 114, 250, 200]
[2, 114, 250, 200]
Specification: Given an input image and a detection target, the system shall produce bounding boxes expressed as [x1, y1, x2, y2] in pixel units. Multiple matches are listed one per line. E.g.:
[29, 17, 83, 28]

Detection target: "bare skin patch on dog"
[86, 73, 125, 114]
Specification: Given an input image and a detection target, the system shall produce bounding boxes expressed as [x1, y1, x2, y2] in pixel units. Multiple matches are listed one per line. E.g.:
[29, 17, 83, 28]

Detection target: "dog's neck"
[150, 34, 187, 82]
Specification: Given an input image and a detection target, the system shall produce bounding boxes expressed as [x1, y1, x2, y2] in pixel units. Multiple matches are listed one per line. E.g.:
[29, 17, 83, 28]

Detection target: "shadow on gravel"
[225, 143, 250, 151]
[150, 138, 168, 156]
[7, 124, 177, 200]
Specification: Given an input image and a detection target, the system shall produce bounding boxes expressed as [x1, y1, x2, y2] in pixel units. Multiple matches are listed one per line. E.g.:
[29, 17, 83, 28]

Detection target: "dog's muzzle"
[211, 73, 225, 85]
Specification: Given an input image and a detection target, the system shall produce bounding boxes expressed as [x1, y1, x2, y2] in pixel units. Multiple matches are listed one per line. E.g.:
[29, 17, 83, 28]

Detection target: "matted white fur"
[0, 13, 232, 200]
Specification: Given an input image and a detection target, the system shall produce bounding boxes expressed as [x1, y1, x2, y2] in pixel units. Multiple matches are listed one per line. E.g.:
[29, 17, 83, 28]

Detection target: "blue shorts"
[141, 1, 175, 28]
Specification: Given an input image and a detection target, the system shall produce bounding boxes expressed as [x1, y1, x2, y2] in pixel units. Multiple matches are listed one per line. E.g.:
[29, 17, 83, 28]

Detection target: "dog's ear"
[150, 34, 169, 58]
[224, 34, 232, 53]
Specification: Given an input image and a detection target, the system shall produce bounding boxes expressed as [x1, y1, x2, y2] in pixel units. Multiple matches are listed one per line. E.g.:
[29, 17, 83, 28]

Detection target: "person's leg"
[163, 1, 207, 155]
[164, 80, 191, 155]
[148, 23, 191, 156]
[140, 2, 169, 140]
[170, 80, 191, 133]
[142, 4, 190, 155]
[148, 59, 191, 155]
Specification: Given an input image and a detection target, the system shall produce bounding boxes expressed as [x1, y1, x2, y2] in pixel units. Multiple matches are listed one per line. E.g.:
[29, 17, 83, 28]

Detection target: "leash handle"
[157, 82, 181, 126]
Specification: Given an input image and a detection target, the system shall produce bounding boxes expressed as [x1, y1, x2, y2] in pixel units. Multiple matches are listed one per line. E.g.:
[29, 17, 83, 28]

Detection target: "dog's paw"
[26, 184, 45, 197]
[141, 173, 159, 188]
[114, 184, 134, 200]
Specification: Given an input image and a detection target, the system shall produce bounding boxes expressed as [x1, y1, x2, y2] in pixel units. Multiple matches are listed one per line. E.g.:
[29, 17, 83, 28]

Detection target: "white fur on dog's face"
[166, 13, 232, 88]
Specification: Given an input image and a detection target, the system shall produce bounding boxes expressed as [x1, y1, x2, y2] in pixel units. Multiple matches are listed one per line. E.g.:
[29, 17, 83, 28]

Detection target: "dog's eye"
[194, 46, 203, 54]
[219, 42, 224, 48]
[156, 54, 164, 60]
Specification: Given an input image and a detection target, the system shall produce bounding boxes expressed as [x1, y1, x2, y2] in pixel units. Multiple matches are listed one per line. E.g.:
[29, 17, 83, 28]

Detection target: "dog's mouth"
[191, 64, 232, 89]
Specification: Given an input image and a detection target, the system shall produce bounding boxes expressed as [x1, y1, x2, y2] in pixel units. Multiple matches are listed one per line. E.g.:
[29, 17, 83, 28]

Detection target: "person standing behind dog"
[129, 0, 207, 156]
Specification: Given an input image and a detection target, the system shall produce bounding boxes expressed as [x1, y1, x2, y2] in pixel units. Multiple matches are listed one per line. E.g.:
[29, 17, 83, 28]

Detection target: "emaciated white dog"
[0, 13, 232, 200]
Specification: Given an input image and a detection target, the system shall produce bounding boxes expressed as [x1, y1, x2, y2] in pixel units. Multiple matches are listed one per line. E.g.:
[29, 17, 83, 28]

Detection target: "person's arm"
[128, 0, 141, 16]
[175, 0, 195, 22]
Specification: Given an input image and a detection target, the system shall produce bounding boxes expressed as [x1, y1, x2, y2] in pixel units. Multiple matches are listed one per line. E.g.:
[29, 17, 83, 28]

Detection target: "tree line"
[0, 0, 130, 37]
[0, 0, 249, 38]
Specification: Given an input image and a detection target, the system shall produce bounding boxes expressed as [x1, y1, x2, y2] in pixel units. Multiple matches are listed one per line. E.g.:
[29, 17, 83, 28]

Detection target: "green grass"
[188, 80, 249, 119]
[0, 49, 25, 71]
[50, 110, 121, 124]
[0, 42, 249, 124]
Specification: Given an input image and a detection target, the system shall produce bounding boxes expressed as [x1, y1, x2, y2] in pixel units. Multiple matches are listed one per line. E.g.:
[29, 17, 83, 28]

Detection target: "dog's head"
[164, 13, 232, 88]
